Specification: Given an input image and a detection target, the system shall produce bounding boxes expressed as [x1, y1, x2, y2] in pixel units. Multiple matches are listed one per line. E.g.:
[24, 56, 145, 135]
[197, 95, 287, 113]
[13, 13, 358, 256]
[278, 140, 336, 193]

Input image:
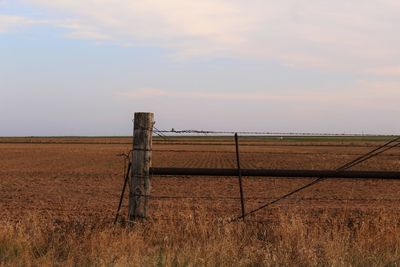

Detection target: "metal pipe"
[150, 167, 400, 179]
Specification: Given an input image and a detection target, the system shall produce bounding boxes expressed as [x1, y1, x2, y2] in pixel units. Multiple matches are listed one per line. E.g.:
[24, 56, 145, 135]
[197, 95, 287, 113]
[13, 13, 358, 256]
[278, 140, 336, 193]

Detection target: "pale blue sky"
[1, 1, 399, 135]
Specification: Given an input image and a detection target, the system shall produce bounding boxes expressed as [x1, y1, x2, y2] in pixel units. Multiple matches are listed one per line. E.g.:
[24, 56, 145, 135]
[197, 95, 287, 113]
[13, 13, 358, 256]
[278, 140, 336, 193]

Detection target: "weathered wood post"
[128, 112, 154, 222]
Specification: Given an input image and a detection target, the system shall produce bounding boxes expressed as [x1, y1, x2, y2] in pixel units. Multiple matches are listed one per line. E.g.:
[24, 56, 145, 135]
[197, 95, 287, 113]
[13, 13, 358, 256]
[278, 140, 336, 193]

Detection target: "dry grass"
[1, 209, 400, 267]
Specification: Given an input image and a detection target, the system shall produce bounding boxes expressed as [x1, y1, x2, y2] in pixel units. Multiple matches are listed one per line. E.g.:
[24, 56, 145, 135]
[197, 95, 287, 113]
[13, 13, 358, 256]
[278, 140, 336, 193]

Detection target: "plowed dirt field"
[1, 137, 400, 224]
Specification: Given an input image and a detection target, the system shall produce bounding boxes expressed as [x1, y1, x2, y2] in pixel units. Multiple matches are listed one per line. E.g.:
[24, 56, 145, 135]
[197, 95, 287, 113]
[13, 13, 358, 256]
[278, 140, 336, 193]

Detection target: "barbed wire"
[153, 126, 167, 140]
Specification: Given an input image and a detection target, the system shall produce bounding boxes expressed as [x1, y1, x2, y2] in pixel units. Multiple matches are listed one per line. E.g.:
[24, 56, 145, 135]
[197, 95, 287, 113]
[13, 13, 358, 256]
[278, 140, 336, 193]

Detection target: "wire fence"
[114, 125, 400, 223]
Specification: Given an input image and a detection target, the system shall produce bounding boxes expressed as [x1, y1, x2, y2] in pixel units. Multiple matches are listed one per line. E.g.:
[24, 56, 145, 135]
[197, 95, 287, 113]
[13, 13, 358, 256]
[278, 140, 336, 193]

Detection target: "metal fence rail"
[150, 167, 400, 179]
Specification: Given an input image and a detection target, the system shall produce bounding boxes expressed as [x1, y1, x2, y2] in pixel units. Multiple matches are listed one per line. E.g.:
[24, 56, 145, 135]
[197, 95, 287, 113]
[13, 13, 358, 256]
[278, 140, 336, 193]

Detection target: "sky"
[1, 0, 400, 136]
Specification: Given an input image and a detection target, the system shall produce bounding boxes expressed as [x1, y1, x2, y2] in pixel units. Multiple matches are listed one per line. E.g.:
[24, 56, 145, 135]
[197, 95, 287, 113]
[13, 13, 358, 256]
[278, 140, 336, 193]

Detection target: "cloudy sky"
[1, 0, 399, 135]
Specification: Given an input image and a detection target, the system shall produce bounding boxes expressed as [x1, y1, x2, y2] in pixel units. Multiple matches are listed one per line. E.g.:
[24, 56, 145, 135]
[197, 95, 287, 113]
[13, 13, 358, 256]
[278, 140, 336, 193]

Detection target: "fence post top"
[134, 112, 154, 116]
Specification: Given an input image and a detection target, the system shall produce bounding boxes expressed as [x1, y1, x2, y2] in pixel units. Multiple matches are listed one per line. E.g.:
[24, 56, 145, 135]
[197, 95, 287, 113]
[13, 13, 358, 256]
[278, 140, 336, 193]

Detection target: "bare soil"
[1, 137, 400, 224]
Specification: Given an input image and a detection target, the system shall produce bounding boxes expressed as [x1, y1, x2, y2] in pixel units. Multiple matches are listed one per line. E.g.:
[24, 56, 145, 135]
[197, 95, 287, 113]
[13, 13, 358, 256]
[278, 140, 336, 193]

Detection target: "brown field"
[1, 136, 400, 266]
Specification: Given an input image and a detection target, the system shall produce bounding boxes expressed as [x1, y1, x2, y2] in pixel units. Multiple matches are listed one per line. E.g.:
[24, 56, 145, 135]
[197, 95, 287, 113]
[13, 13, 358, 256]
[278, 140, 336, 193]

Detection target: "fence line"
[114, 113, 400, 223]
[230, 136, 400, 221]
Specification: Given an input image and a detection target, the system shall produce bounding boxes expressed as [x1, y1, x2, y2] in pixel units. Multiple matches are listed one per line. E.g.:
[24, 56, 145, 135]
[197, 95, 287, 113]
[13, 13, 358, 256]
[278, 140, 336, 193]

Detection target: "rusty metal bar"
[150, 167, 400, 179]
[234, 133, 246, 221]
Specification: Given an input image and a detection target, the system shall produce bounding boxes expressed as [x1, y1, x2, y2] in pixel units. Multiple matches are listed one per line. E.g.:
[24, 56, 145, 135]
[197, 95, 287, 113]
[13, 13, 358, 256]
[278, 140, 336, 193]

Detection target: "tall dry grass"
[1, 209, 400, 267]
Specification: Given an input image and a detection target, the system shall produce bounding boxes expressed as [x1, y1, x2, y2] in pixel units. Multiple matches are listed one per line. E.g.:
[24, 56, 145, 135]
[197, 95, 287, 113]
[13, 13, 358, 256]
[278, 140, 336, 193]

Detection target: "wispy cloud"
[18, 0, 251, 53]
[2, 0, 396, 75]
[368, 66, 400, 76]
[116, 88, 296, 101]
[0, 14, 42, 32]
[115, 81, 400, 112]
[58, 20, 112, 41]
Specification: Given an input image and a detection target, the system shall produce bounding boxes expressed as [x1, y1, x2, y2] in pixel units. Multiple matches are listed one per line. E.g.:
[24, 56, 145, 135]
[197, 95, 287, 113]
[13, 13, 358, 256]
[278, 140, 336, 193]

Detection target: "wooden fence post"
[128, 112, 154, 222]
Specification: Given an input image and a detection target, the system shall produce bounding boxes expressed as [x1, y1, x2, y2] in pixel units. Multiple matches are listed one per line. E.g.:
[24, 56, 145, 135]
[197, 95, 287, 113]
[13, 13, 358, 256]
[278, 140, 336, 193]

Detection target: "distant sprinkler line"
[153, 128, 394, 137]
